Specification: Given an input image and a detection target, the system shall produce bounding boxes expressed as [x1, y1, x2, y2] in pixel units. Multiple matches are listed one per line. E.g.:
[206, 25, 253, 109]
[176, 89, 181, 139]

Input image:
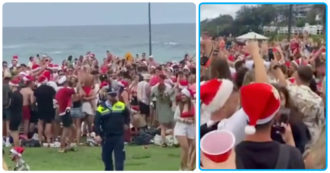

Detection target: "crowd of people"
[2, 51, 196, 170]
[200, 32, 326, 169]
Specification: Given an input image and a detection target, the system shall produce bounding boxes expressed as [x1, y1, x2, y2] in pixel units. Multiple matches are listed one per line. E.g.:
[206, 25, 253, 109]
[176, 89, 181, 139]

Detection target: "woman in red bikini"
[173, 88, 195, 170]
[78, 65, 96, 110]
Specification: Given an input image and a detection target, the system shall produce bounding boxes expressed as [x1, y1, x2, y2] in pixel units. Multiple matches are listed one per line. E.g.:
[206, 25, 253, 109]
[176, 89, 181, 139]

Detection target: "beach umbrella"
[236, 31, 269, 41]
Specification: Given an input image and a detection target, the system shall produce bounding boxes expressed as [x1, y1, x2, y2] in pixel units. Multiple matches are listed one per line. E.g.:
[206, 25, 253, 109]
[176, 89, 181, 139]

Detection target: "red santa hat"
[38, 75, 48, 84]
[228, 54, 235, 62]
[171, 76, 177, 83]
[22, 75, 34, 82]
[321, 47, 326, 56]
[284, 61, 291, 68]
[42, 70, 51, 81]
[288, 77, 296, 84]
[48, 64, 61, 71]
[10, 147, 24, 157]
[18, 71, 29, 78]
[200, 79, 234, 114]
[240, 83, 281, 135]
[100, 81, 109, 89]
[32, 64, 41, 71]
[292, 58, 308, 67]
[120, 80, 129, 88]
[9, 76, 21, 87]
[100, 65, 108, 74]
[178, 79, 189, 89]
[12, 55, 19, 61]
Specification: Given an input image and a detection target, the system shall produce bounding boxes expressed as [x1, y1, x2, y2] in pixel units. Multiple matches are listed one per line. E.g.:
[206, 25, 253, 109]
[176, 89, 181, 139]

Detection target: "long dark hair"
[273, 84, 303, 123]
[179, 97, 192, 114]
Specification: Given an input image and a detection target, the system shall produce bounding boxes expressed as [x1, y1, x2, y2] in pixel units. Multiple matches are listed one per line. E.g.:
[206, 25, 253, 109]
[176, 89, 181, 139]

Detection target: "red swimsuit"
[180, 106, 195, 118]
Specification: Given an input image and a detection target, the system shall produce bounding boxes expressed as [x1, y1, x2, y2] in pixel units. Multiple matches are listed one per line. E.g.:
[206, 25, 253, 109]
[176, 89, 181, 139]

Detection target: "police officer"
[94, 90, 130, 171]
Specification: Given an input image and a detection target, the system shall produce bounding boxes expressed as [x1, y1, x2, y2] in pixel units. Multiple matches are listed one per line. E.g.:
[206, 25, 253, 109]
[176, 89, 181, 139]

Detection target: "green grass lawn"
[4, 145, 181, 171]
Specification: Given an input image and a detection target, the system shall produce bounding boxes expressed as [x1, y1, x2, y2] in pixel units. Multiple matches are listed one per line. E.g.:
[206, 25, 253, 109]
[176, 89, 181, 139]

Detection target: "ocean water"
[3, 24, 195, 64]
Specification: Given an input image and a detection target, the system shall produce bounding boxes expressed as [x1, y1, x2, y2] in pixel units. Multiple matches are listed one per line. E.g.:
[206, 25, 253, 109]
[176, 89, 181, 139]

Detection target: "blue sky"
[3, 3, 196, 27]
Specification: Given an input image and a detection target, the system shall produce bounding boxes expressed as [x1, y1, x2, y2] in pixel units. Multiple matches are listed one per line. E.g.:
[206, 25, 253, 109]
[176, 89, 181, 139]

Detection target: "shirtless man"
[20, 79, 35, 138]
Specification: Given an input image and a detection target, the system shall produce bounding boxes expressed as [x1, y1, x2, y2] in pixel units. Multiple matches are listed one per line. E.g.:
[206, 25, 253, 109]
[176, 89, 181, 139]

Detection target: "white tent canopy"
[236, 31, 269, 40]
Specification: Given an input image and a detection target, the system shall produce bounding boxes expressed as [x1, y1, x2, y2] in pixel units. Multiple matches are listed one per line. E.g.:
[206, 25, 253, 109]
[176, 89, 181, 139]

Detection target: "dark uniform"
[94, 100, 130, 171]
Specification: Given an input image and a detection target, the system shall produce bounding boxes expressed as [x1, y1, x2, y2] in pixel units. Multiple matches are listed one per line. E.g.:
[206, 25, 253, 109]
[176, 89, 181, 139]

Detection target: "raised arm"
[247, 40, 268, 83]
[309, 45, 325, 63]
[272, 60, 288, 86]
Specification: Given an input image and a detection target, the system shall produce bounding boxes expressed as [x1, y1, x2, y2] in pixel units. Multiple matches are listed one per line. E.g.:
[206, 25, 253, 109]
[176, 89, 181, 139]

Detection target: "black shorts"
[139, 102, 150, 116]
[9, 112, 22, 131]
[30, 110, 39, 123]
[60, 111, 73, 128]
[38, 109, 55, 123]
[3, 108, 10, 120]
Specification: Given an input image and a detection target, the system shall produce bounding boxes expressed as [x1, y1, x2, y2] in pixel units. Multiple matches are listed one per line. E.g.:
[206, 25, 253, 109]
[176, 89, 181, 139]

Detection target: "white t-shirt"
[217, 108, 248, 145]
[137, 80, 150, 105]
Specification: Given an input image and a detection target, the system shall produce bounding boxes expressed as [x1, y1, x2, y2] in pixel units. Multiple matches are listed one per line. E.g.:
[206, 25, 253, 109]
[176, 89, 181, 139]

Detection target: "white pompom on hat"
[240, 83, 281, 135]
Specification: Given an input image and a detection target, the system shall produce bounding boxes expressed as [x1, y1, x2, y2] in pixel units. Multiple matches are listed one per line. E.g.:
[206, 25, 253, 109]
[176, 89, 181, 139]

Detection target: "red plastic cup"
[201, 130, 235, 163]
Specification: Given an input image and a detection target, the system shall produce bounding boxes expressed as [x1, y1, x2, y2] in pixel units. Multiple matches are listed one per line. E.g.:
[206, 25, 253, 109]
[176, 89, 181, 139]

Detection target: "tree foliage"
[201, 4, 325, 37]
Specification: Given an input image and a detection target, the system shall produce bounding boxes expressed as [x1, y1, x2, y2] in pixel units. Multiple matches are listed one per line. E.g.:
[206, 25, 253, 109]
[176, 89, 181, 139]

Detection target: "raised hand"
[246, 40, 260, 57]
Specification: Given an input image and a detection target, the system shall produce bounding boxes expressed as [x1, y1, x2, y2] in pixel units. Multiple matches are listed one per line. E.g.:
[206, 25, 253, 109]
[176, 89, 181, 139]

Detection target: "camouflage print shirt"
[287, 84, 325, 145]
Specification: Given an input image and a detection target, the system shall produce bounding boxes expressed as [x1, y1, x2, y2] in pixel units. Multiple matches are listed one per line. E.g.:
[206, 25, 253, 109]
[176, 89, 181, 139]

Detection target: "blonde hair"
[304, 126, 326, 169]
[242, 69, 255, 86]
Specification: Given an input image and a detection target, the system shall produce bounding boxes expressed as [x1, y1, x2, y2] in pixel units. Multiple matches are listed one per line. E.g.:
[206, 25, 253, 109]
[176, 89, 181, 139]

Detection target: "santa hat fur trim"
[200, 79, 233, 114]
